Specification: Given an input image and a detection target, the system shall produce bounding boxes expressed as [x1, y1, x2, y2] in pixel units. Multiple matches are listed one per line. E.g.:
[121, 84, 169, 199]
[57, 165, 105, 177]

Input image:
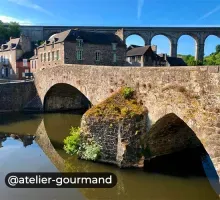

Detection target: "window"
[0, 56, 2, 62]
[23, 59, 28, 67]
[2, 68, 4, 75]
[112, 43, 117, 51]
[52, 42, 54, 48]
[56, 50, 59, 60]
[5, 57, 8, 64]
[77, 39, 83, 47]
[48, 52, 50, 61]
[95, 51, 100, 61]
[76, 50, 83, 60]
[113, 53, 117, 63]
[44, 53, 46, 62]
[10, 69, 13, 75]
[41, 54, 43, 62]
[52, 52, 55, 61]
[25, 69, 29, 73]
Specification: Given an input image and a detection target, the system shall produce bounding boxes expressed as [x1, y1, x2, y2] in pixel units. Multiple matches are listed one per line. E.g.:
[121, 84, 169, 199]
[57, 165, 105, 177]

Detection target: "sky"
[0, 0, 220, 56]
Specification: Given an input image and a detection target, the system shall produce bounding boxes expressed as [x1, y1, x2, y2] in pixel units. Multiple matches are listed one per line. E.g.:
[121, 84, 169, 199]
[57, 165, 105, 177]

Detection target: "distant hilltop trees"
[0, 20, 20, 44]
[178, 44, 220, 66]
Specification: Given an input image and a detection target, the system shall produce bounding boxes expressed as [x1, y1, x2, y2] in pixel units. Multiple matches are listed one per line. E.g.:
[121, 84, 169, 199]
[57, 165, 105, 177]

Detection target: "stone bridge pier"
[34, 64, 220, 181]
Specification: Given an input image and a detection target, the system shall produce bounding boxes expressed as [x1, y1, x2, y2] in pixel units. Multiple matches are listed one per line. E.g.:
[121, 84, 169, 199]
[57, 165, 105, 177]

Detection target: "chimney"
[164, 53, 167, 60]
[115, 28, 124, 42]
[151, 45, 157, 53]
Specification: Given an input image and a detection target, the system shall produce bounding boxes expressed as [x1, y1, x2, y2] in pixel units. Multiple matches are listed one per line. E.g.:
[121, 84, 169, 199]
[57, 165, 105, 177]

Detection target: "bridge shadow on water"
[143, 113, 220, 196]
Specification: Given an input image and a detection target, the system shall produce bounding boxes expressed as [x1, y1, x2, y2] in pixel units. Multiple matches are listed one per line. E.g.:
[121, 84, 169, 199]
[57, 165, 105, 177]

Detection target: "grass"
[85, 87, 147, 120]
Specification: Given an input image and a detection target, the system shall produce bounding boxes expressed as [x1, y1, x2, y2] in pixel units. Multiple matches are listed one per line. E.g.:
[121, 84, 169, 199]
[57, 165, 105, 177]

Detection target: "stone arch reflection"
[144, 113, 220, 194]
[34, 115, 219, 199]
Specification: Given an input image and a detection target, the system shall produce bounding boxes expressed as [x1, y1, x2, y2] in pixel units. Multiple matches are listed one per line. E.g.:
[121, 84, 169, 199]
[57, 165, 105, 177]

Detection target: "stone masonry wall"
[34, 64, 220, 178]
[64, 42, 126, 66]
[0, 82, 37, 112]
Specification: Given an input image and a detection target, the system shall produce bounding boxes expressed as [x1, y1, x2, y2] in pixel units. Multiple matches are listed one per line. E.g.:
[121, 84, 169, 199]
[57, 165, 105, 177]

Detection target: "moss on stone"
[85, 87, 147, 120]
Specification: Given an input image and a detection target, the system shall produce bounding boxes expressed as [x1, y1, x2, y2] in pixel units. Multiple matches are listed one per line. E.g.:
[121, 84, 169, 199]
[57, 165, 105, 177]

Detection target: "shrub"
[122, 87, 134, 99]
[63, 127, 81, 155]
[80, 141, 101, 161]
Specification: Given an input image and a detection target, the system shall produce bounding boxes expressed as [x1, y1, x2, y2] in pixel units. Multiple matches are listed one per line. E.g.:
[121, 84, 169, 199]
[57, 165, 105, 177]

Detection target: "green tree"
[7, 22, 20, 38]
[0, 20, 20, 44]
[216, 45, 220, 53]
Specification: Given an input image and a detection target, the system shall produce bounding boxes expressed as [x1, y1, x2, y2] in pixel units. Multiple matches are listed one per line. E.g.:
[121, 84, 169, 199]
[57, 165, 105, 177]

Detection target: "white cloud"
[8, 0, 54, 16]
[198, 5, 220, 21]
[0, 15, 32, 25]
[137, 0, 145, 20]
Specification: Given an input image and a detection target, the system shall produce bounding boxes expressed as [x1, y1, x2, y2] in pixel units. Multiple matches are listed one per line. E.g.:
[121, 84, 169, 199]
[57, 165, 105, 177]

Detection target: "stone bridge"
[34, 64, 220, 179]
[21, 25, 220, 61]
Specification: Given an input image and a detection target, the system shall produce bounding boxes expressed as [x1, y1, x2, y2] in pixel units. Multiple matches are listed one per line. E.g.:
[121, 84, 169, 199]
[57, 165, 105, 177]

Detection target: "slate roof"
[0, 38, 20, 51]
[126, 46, 151, 56]
[166, 57, 187, 66]
[17, 51, 34, 61]
[38, 29, 125, 48]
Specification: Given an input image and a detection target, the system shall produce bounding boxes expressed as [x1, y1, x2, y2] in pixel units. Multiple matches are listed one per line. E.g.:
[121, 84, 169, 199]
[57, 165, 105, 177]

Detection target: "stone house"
[31, 29, 126, 72]
[158, 54, 187, 66]
[126, 46, 166, 67]
[0, 35, 32, 80]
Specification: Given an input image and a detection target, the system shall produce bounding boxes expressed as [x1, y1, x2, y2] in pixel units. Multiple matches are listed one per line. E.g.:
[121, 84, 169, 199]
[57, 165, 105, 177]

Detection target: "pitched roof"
[38, 29, 125, 48]
[17, 51, 34, 61]
[0, 38, 20, 51]
[166, 57, 187, 66]
[126, 46, 151, 56]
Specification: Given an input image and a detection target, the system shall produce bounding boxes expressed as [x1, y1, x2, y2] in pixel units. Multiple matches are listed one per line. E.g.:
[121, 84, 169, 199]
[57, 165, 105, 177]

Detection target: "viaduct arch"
[21, 25, 220, 61]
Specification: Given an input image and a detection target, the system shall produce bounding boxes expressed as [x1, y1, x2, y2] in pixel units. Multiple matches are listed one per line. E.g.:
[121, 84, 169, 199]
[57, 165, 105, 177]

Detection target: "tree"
[216, 45, 220, 53]
[7, 22, 20, 38]
[0, 21, 20, 44]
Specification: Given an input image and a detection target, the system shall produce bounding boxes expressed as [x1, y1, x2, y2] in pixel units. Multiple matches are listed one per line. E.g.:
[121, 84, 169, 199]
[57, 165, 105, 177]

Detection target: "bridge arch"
[43, 83, 91, 112]
[204, 35, 220, 61]
[124, 32, 151, 45]
[145, 112, 220, 193]
[125, 34, 145, 47]
[177, 34, 197, 62]
[150, 34, 172, 56]
[177, 34, 201, 61]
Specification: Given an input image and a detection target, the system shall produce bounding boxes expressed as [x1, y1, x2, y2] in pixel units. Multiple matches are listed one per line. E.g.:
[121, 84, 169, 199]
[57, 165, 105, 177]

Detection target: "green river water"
[0, 112, 219, 200]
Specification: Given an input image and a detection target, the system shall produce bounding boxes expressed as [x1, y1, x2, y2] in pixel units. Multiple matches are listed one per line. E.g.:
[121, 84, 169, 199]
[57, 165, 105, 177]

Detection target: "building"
[30, 29, 126, 72]
[126, 45, 166, 67]
[158, 54, 187, 66]
[0, 35, 32, 80]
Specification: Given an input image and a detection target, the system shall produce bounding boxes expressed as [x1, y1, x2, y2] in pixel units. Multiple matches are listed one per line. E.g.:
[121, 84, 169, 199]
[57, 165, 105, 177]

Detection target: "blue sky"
[0, 0, 220, 56]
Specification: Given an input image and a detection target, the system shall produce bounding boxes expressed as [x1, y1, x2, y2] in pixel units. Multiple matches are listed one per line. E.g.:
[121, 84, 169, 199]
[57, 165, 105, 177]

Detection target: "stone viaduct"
[33, 64, 220, 179]
[20, 25, 220, 61]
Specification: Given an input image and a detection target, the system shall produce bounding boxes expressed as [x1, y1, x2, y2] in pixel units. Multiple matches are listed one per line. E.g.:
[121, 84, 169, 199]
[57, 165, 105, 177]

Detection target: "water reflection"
[0, 112, 219, 200]
[0, 133, 35, 148]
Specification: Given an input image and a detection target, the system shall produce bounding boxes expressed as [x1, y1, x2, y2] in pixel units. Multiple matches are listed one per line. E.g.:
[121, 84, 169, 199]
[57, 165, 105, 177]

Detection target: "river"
[0, 112, 219, 200]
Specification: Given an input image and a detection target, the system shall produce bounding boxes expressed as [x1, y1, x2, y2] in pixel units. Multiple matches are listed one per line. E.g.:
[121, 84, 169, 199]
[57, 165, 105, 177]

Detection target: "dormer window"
[112, 43, 117, 51]
[77, 39, 83, 47]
